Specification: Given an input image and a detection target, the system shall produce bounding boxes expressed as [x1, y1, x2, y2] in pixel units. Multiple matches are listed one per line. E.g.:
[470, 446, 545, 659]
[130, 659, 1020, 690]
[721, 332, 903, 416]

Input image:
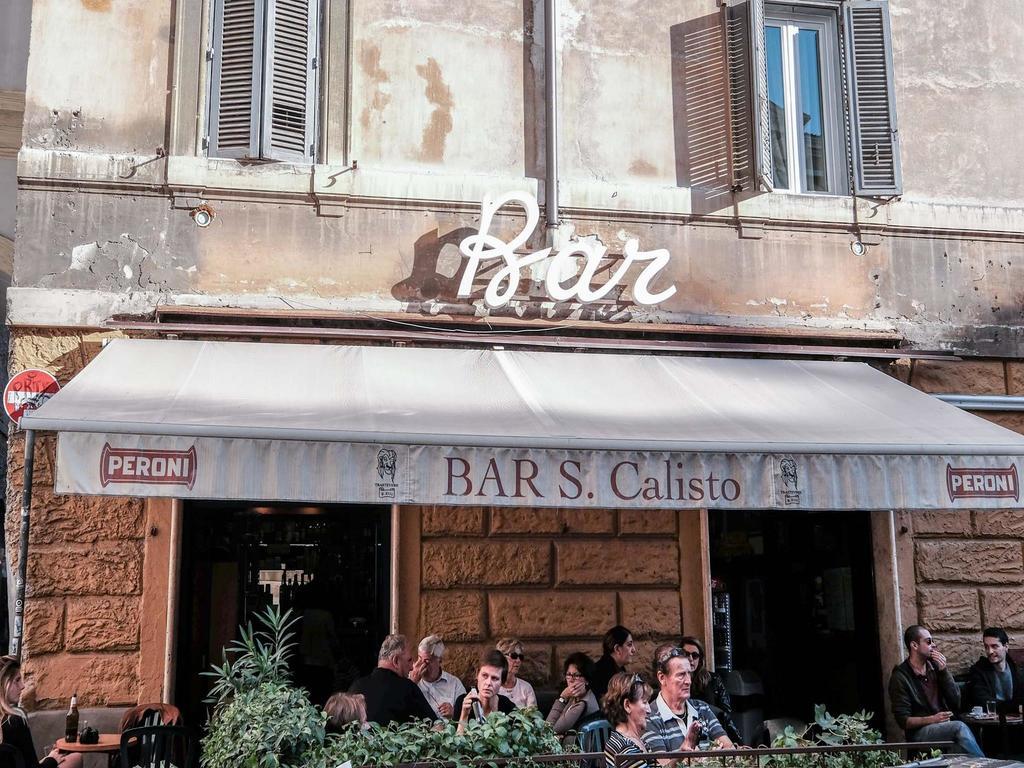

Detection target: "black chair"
[0, 743, 26, 768]
[118, 725, 195, 768]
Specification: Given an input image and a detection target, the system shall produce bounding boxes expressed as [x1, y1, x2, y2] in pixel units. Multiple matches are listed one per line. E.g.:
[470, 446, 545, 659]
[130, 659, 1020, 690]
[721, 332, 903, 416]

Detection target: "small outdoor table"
[55, 733, 120, 753]
[56, 732, 122, 767]
[962, 714, 1024, 758]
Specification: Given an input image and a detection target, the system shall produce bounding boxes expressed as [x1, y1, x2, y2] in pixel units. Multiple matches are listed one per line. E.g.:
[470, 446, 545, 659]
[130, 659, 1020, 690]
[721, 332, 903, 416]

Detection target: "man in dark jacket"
[967, 627, 1024, 711]
[350, 634, 438, 725]
[888, 624, 983, 756]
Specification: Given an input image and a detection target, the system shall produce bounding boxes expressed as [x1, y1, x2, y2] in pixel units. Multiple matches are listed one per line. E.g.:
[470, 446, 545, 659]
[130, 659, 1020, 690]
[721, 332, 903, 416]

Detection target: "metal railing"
[613, 740, 955, 767]
[355, 740, 954, 768]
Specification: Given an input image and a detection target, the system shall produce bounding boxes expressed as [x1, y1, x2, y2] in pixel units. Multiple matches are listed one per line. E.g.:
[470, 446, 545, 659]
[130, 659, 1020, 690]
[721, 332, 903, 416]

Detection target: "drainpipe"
[11, 430, 35, 659]
[934, 394, 1024, 411]
[544, 0, 559, 240]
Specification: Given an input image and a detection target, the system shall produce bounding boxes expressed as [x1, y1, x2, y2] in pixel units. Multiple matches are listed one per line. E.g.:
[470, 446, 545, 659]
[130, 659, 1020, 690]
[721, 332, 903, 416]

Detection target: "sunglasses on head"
[658, 647, 685, 664]
[628, 673, 647, 699]
[506, 652, 524, 660]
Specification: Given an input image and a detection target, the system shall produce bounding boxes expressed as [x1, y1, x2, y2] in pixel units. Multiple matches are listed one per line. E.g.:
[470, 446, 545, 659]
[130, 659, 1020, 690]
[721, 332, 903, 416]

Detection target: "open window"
[207, 0, 321, 163]
[726, 0, 902, 197]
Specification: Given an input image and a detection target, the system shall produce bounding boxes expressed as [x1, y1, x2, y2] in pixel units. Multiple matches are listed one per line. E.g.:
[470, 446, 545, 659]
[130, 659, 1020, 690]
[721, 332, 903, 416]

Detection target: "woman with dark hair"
[546, 652, 600, 738]
[593, 625, 637, 701]
[455, 649, 516, 734]
[601, 672, 656, 768]
[679, 636, 741, 744]
[0, 656, 82, 768]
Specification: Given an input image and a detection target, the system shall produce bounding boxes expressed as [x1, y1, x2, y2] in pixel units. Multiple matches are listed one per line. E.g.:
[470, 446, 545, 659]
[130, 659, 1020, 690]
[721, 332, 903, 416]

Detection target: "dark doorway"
[174, 501, 391, 727]
[709, 510, 883, 737]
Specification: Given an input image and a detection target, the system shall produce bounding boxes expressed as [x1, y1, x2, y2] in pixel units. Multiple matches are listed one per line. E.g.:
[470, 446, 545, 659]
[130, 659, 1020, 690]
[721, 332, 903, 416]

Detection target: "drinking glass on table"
[986, 700, 997, 716]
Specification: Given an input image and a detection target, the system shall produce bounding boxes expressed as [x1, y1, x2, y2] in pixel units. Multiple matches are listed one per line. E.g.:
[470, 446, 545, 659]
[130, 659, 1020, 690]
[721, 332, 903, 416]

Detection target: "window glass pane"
[797, 27, 828, 192]
[765, 25, 789, 189]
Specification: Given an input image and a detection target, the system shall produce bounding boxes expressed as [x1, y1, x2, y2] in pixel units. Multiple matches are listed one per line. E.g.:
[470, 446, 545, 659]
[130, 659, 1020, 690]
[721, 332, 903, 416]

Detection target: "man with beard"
[967, 627, 1024, 711]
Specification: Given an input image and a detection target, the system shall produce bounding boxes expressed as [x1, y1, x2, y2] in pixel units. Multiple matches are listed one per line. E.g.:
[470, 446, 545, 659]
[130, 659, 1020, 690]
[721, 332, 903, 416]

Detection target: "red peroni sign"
[100, 444, 197, 489]
[946, 464, 1019, 502]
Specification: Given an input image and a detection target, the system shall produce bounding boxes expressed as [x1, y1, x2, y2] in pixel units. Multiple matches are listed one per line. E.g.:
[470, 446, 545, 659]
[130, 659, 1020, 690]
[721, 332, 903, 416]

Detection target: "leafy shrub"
[199, 606, 564, 768]
[202, 682, 326, 768]
[766, 706, 907, 768]
[201, 607, 326, 768]
[321, 707, 566, 768]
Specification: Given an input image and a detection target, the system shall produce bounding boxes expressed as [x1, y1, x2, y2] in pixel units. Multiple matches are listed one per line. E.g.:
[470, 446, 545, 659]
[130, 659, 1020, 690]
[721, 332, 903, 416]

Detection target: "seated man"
[888, 624, 983, 756]
[644, 644, 733, 760]
[349, 634, 437, 725]
[454, 649, 516, 733]
[967, 627, 1024, 711]
[410, 634, 466, 719]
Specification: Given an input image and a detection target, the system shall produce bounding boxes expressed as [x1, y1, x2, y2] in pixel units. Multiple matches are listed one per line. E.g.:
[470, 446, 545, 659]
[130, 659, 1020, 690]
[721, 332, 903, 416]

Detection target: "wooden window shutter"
[725, 0, 773, 193]
[209, 0, 264, 159]
[844, 0, 902, 195]
[262, 0, 319, 162]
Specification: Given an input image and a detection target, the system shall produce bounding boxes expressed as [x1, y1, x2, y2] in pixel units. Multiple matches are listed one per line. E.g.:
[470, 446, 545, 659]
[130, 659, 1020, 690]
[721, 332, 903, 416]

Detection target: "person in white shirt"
[496, 637, 538, 709]
[410, 634, 466, 719]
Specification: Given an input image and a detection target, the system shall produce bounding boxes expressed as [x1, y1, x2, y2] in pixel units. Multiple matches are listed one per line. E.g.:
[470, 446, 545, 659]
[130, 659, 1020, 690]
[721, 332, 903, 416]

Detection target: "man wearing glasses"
[644, 645, 734, 759]
[888, 625, 983, 756]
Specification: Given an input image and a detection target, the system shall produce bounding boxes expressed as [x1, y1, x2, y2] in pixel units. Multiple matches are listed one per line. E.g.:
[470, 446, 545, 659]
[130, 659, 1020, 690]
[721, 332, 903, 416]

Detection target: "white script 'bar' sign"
[457, 191, 677, 309]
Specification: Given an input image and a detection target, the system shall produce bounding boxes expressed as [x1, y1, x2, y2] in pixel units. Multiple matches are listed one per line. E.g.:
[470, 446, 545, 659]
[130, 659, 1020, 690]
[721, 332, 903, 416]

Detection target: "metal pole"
[544, 0, 559, 235]
[11, 429, 35, 659]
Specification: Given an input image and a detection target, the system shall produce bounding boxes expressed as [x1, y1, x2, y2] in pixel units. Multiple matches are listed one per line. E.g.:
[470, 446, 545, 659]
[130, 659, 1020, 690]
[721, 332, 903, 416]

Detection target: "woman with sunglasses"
[679, 636, 742, 744]
[0, 656, 82, 768]
[546, 652, 600, 741]
[602, 672, 656, 768]
[495, 638, 537, 709]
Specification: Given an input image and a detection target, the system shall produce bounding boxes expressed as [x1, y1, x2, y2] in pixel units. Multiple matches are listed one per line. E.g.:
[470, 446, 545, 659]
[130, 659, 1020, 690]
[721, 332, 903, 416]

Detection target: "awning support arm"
[11, 429, 35, 659]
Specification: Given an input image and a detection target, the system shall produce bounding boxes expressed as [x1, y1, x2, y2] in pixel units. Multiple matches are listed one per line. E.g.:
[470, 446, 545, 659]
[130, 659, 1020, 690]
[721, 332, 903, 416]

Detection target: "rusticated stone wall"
[906, 510, 1024, 674]
[896, 358, 1024, 677]
[5, 330, 149, 708]
[416, 505, 687, 688]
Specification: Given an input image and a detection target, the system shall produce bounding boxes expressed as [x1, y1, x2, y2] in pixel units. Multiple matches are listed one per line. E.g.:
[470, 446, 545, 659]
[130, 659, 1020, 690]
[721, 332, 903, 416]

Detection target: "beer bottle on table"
[65, 693, 79, 743]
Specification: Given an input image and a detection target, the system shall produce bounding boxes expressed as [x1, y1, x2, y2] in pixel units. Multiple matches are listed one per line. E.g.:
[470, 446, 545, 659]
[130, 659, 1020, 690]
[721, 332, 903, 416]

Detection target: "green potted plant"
[200, 607, 326, 768]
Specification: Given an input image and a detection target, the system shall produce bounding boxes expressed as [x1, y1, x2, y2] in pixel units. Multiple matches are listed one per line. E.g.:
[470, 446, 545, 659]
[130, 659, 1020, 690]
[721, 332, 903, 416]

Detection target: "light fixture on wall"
[850, 240, 867, 256]
[190, 203, 216, 228]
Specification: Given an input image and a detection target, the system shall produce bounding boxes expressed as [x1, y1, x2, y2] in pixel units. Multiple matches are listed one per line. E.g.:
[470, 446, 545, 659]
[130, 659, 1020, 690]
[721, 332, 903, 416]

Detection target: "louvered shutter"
[262, 0, 319, 162]
[725, 0, 773, 193]
[844, 0, 902, 195]
[747, 0, 774, 192]
[725, 2, 754, 191]
[209, 0, 264, 159]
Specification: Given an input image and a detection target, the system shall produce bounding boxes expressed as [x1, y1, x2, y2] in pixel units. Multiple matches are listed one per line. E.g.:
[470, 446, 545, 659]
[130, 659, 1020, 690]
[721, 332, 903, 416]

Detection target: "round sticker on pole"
[4, 369, 60, 427]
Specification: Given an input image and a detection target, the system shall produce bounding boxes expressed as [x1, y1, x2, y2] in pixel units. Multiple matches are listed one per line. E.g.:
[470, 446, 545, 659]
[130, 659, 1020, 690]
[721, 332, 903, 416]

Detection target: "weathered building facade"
[6, 0, 1024, 738]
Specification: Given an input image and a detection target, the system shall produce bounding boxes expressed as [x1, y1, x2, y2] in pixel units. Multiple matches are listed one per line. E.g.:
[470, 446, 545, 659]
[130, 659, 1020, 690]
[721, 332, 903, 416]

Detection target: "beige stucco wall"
[7, 0, 1024, 355]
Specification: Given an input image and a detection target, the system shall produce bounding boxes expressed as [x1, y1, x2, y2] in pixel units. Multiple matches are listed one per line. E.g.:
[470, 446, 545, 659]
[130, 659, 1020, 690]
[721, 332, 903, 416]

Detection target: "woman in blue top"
[601, 672, 656, 768]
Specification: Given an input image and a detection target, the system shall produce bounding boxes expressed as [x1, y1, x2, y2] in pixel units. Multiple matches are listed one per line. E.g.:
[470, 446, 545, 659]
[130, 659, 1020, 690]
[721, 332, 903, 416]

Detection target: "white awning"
[21, 338, 1024, 510]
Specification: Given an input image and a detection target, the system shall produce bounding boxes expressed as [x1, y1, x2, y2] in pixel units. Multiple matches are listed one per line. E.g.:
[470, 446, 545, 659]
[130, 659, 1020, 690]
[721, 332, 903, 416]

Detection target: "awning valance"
[21, 338, 1024, 510]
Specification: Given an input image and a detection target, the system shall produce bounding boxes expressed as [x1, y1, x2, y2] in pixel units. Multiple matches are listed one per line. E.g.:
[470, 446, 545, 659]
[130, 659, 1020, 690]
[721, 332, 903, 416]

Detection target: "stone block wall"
[5, 330, 148, 708]
[898, 359, 1024, 677]
[909, 511, 1024, 675]
[417, 505, 687, 689]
